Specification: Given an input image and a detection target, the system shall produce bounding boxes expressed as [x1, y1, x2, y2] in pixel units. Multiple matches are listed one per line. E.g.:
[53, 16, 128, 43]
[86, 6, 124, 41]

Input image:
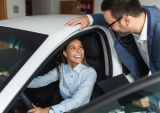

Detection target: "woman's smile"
[74, 55, 82, 58]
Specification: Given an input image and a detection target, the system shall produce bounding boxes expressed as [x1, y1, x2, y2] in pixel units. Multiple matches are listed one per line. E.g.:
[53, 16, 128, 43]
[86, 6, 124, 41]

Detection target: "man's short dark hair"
[101, 0, 143, 19]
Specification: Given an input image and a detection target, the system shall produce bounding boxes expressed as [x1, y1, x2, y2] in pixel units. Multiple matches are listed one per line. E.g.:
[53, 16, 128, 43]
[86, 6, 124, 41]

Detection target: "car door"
[0, 24, 83, 112]
[2, 25, 124, 113]
[70, 71, 160, 113]
[0, 26, 49, 112]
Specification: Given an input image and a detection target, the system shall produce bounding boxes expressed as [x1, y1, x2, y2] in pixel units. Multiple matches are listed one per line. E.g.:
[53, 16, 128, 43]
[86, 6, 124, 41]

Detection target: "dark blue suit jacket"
[90, 5, 160, 79]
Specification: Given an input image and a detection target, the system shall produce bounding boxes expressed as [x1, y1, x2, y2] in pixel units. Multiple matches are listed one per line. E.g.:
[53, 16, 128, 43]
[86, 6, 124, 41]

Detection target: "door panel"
[0, 0, 7, 20]
[26, 0, 33, 16]
[61, 1, 80, 14]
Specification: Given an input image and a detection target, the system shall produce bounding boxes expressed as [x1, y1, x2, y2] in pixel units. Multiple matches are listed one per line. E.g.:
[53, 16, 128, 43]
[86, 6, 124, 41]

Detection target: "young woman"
[27, 38, 97, 113]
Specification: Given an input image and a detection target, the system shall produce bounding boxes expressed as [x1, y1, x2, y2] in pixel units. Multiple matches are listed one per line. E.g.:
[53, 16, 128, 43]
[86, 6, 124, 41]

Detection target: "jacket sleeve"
[148, 93, 160, 112]
[90, 14, 108, 26]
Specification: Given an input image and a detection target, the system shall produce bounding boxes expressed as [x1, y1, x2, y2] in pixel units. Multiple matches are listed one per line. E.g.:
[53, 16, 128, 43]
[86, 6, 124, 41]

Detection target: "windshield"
[0, 26, 48, 92]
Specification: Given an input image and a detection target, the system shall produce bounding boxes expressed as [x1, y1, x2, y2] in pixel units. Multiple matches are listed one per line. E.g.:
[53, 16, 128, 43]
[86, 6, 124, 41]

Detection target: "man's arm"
[90, 14, 107, 26]
[65, 14, 107, 31]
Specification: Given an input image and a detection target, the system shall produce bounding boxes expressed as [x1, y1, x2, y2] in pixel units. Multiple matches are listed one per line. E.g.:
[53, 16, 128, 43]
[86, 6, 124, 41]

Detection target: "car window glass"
[87, 81, 160, 113]
[0, 26, 48, 92]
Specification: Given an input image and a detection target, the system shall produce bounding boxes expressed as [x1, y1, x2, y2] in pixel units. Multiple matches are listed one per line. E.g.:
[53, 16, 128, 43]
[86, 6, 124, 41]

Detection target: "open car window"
[7, 29, 113, 113]
[0, 26, 48, 92]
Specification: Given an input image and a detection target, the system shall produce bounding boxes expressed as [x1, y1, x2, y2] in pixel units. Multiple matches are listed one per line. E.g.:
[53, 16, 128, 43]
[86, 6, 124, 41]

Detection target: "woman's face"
[63, 39, 84, 68]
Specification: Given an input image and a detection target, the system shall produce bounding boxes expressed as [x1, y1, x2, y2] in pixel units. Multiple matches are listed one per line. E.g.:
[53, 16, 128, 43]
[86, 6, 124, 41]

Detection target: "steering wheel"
[20, 92, 34, 110]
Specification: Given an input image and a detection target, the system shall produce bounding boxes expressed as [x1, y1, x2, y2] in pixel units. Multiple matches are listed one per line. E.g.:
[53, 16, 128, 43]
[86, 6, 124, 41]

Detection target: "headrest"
[81, 33, 100, 58]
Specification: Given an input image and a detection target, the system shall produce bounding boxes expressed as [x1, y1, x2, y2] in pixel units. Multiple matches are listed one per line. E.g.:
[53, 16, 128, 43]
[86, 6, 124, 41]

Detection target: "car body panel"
[0, 15, 123, 112]
[0, 25, 83, 112]
[70, 71, 160, 113]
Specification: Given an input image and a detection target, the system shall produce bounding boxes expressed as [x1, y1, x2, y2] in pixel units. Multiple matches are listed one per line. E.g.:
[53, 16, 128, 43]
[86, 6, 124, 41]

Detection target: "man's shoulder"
[142, 5, 160, 17]
[142, 5, 159, 10]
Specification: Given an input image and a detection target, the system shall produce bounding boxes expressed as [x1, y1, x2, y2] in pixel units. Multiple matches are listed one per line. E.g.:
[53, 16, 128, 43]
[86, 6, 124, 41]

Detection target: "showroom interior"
[1, 0, 160, 113]
[0, 0, 160, 20]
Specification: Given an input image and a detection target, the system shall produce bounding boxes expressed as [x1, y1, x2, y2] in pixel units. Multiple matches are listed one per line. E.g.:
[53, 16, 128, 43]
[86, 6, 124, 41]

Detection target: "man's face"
[103, 10, 131, 37]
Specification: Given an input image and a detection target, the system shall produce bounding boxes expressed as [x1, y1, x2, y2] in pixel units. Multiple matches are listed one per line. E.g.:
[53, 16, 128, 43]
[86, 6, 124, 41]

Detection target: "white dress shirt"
[87, 15, 94, 25]
[132, 14, 149, 68]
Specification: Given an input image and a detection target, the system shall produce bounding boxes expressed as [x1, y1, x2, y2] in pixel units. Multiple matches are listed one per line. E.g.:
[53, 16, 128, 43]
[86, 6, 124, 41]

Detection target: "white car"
[0, 15, 135, 113]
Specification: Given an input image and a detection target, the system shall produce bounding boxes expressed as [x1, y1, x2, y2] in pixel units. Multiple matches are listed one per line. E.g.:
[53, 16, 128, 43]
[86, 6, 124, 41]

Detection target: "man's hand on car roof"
[65, 16, 90, 31]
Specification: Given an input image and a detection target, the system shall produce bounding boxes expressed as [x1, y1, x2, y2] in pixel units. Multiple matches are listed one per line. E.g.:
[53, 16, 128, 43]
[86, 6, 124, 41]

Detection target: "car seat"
[80, 33, 106, 100]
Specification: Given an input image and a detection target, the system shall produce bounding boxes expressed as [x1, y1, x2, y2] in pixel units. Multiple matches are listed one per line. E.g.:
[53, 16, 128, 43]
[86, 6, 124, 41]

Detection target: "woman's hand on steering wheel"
[27, 104, 49, 113]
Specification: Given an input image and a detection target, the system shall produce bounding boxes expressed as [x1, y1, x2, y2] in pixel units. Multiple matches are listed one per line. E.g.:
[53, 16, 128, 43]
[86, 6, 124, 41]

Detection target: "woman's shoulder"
[81, 64, 96, 73]
[81, 64, 97, 79]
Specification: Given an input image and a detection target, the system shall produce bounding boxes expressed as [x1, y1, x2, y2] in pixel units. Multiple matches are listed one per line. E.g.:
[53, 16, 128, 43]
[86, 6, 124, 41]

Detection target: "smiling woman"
[27, 38, 97, 113]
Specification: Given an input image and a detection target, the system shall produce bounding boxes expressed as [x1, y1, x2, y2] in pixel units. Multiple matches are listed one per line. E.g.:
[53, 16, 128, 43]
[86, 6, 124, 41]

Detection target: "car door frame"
[3, 26, 123, 113]
[70, 71, 160, 113]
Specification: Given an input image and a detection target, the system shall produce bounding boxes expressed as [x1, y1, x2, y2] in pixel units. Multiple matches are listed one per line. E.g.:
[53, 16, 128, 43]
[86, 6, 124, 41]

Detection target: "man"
[66, 0, 160, 112]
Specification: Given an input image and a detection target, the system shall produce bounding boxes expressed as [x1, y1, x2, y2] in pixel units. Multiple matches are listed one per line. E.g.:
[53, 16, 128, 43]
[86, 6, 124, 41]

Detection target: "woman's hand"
[0, 71, 10, 77]
[27, 104, 49, 113]
[65, 16, 90, 31]
[133, 96, 150, 108]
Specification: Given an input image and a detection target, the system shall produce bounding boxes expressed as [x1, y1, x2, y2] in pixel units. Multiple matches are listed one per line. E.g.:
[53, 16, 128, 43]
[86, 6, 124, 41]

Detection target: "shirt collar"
[73, 63, 82, 74]
[66, 63, 82, 74]
[132, 13, 148, 42]
[139, 13, 148, 41]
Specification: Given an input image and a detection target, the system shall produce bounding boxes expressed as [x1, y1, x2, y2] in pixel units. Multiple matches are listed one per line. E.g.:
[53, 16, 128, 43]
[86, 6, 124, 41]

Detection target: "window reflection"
[87, 80, 160, 113]
[0, 26, 47, 92]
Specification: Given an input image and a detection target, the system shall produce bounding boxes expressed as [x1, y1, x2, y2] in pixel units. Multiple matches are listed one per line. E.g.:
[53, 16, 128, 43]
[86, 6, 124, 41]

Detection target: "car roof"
[0, 15, 81, 35]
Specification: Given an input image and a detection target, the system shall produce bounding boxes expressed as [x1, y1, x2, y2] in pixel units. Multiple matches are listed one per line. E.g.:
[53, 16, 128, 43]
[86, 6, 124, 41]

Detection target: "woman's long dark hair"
[55, 38, 89, 80]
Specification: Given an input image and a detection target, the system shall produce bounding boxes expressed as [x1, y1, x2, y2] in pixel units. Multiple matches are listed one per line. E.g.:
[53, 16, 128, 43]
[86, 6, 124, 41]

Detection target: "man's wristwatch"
[49, 107, 54, 113]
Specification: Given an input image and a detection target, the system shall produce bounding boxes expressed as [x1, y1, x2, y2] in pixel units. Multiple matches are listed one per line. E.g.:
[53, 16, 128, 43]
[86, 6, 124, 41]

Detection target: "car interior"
[8, 31, 110, 113]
